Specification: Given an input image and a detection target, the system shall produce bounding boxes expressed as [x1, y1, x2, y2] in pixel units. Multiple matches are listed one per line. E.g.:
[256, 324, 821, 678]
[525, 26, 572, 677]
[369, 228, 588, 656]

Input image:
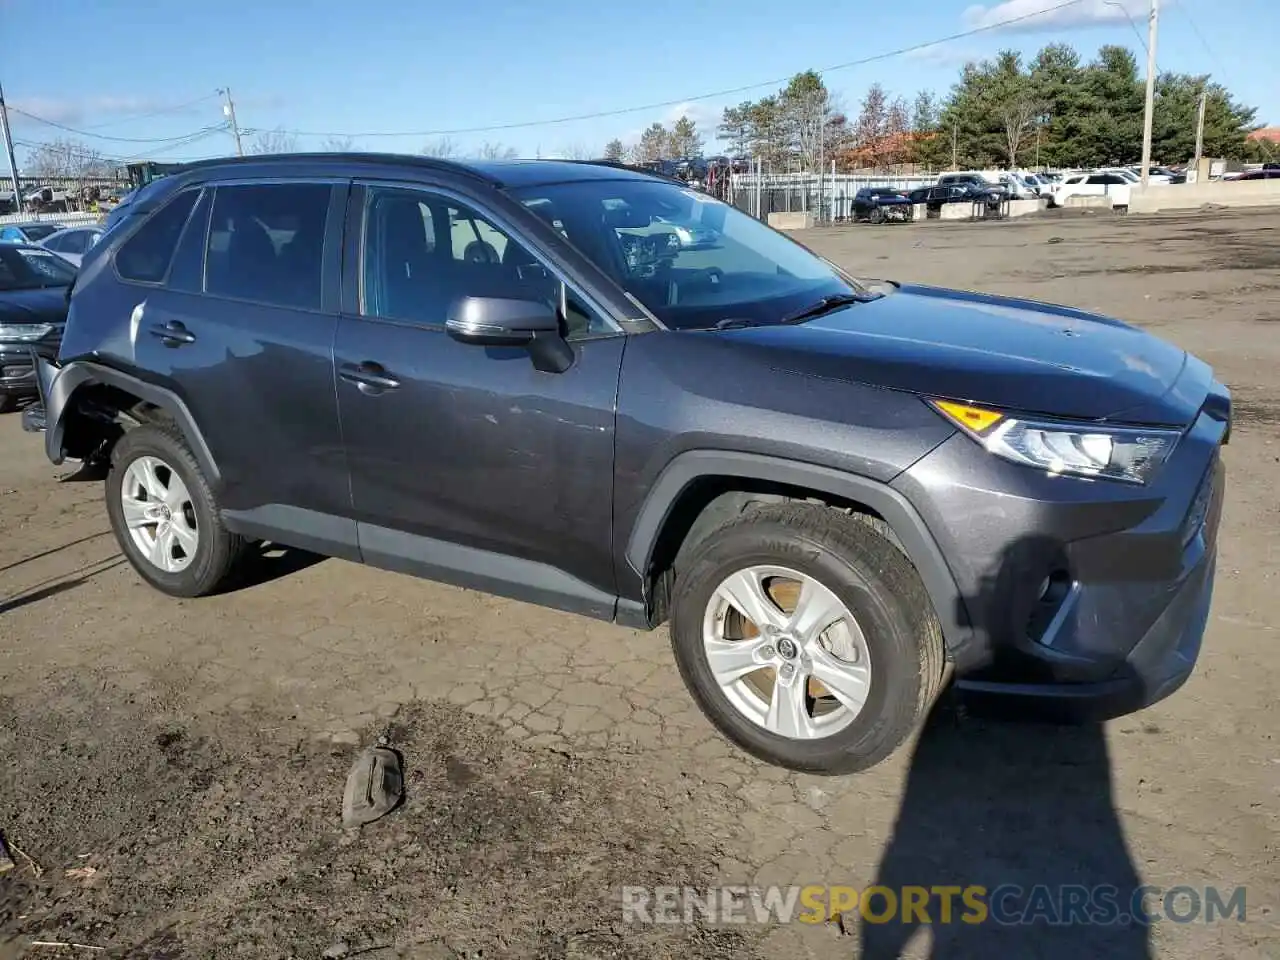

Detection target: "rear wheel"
[669, 503, 945, 775]
[105, 424, 249, 597]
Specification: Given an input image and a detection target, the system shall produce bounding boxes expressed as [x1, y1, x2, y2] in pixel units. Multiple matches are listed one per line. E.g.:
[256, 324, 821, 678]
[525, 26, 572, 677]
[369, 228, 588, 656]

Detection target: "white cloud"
[963, 0, 1149, 32]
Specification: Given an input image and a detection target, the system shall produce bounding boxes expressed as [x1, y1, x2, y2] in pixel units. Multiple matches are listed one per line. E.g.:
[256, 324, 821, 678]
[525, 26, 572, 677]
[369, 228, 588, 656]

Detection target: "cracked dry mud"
[2, 209, 1279, 959]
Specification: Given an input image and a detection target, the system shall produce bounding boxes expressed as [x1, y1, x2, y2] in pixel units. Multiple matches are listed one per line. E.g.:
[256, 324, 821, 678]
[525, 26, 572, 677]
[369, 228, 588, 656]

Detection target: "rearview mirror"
[446, 295, 573, 373]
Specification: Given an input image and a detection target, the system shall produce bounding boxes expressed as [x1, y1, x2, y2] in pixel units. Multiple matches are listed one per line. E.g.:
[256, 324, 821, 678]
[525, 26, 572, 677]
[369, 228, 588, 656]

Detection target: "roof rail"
[168, 151, 502, 186]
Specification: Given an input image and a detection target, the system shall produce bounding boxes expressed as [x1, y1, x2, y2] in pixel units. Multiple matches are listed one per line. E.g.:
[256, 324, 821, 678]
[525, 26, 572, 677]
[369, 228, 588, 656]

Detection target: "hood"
[0, 286, 69, 333]
[718, 283, 1202, 426]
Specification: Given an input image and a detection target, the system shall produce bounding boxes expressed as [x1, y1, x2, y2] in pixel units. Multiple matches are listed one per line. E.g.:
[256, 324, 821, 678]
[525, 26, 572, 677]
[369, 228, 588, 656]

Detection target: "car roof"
[167, 152, 668, 191]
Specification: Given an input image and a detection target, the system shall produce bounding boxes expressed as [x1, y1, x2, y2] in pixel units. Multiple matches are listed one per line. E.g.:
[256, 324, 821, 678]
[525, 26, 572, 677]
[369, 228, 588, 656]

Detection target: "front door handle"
[339, 361, 401, 394]
[149, 321, 196, 347]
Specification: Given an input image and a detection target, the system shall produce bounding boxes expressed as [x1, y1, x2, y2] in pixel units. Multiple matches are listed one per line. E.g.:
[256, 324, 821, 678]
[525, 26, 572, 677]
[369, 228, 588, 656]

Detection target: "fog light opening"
[1028, 569, 1074, 645]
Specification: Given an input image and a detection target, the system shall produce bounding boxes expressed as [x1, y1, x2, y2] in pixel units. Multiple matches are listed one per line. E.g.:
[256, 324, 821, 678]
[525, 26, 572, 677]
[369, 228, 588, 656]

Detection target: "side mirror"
[445, 295, 574, 374]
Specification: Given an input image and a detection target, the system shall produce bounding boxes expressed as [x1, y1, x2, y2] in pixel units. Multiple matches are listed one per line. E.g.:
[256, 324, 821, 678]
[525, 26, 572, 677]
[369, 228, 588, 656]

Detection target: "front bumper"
[894, 390, 1229, 722]
[0, 340, 59, 399]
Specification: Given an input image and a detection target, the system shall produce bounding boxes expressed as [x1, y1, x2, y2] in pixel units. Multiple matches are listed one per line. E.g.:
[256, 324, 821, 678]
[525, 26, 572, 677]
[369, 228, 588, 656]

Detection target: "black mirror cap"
[445, 295, 560, 346]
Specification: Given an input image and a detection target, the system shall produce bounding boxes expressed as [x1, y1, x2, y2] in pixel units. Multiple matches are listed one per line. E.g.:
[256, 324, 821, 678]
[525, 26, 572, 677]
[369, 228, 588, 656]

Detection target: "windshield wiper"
[780, 292, 873, 325]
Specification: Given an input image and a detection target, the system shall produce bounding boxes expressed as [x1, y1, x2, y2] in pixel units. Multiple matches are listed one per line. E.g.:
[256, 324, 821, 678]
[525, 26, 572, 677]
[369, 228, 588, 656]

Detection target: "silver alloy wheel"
[702, 564, 871, 740]
[119, 455, 199, 573]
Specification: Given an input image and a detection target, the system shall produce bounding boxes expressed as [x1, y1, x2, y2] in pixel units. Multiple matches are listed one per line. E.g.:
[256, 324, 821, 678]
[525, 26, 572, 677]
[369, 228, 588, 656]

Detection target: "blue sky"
[2, 0, 1274, 168]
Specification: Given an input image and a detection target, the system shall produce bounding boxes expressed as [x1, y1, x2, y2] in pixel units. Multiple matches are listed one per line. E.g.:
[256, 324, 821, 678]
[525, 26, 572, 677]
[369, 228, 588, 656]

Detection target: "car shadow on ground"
[857, 534, 1153, 959]
[230, 541, 327, 591]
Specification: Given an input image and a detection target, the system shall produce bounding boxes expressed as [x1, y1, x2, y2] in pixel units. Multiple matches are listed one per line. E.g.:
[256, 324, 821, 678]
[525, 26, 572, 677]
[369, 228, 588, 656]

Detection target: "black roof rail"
[168, 151, 502, 186]
[559, 158, 686, 184]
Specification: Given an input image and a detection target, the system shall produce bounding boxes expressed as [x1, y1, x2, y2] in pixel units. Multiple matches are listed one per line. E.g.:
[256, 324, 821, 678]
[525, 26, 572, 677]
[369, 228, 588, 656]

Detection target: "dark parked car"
[0, 243, 73, 412]
[0, 221, 66, 245]
[851, 186, 914, 223]
[26, 154, 1228, 774]
[907, 183, 997, 206]
[1229, 170, 1280, 180]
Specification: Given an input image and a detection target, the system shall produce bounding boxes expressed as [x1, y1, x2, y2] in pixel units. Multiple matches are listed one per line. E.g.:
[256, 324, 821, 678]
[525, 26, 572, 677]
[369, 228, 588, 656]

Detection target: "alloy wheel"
[701, 564, 872, 740]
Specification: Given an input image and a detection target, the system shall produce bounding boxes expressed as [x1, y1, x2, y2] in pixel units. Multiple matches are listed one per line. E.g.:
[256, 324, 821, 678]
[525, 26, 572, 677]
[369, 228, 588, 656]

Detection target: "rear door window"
[203, 183, 331, 311]
[115, 189, 200, 283]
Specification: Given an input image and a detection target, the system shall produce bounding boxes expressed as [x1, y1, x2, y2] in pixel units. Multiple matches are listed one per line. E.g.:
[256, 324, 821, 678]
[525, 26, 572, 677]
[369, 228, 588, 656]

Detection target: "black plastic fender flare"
[41, 359, 220, 483]
[623, 449, 972, 654]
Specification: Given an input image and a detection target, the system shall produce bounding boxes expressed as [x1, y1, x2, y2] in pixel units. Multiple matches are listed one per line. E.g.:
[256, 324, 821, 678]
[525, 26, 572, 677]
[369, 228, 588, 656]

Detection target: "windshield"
[22, 224, 59, 242]
[512, 179, 863, 330]
[0, 245, 78, 290]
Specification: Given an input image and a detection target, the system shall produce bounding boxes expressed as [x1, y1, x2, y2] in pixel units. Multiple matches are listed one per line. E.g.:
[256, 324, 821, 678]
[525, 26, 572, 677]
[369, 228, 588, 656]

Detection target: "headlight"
[930, 399, 1181, 485]
[0, 323, 55, 342]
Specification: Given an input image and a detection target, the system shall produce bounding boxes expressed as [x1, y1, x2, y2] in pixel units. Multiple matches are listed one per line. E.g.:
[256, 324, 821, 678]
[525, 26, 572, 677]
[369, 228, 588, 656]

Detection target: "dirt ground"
[1, 208, 1278, 960]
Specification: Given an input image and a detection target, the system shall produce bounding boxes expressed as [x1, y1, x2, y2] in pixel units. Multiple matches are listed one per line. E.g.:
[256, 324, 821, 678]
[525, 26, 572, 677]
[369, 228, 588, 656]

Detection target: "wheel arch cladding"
[46, 361, 220, 483]
[625, 450, 973, 655]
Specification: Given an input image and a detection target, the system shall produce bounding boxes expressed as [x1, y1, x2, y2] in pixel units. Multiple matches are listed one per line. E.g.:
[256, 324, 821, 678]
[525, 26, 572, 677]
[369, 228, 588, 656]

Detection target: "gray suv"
[25, 154, 1228, 774]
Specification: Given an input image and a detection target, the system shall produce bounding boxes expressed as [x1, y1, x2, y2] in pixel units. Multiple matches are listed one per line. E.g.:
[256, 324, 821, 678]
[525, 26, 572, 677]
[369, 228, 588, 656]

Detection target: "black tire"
[869, 206, 886, 224]
[105, 422, 249, 597]
[669, 503, 945, 775]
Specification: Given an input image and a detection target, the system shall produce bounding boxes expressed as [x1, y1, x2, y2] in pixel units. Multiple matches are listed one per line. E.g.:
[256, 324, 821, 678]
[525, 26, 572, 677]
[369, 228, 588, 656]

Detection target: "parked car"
[0, 221, 66, 245]
[38, 225, 105, 267]
[26, 154, 1229, 775]
[907, 182, 997, 207]
[1227, 170, 1280, 180]
[0, 243, 73, 412]
[1049, 172, 1133, 207]
[942, 171, 1008, 199]
[852, 186, 914, 222]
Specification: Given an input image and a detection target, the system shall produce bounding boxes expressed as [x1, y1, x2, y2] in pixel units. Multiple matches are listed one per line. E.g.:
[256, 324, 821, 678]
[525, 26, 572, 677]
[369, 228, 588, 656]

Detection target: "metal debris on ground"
[0, 831, 43, 876]
[321, 941, 350, 958]
[64, 865, 98, 884]
[341, 745, 404, 828]
[28, 942, 106, 953]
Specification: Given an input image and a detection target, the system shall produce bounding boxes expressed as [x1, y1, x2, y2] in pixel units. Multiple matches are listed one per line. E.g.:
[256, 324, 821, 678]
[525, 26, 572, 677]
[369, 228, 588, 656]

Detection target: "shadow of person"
[858, 533, 1153, 959]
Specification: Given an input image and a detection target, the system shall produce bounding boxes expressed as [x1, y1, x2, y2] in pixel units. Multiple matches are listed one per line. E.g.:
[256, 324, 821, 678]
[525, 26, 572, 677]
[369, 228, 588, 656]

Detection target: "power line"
[8, 106, 223, 144]
[78, 92, 223, 130]
[14, 125, 230, 167]
[271, 0, 1088, 139]
[1177, 1, 1229, 82]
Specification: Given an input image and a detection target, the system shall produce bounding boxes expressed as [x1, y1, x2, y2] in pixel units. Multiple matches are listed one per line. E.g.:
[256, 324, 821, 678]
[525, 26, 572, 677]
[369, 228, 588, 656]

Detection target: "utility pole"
[221, 87, 244, 156]
[0, 82, 22, 210]
[1192, 89, 1207, 180]
[951, 122, 959, 170]
[1139, 0, 1159, 188]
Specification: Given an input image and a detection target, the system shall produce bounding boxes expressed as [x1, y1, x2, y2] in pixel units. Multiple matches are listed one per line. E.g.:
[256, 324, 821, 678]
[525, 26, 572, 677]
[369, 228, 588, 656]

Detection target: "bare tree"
[855, 84, 889, 169]
[477, 141, 519, 160]
[604, 138, 626, 161]
[558, 143, 594, 160]
[421, 137, 459, 158]
[249, 127, 299, 154]
[321, 136, 355, 152]
[1002, 97, 1041, 167]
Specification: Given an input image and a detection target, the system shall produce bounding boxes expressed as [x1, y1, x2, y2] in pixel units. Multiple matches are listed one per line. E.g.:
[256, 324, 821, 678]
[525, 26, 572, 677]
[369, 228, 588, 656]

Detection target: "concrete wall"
[1130, 180, 1280, 213]
[936, 198, 1048, 220]
[1063, 195, 1115, 210]
[767, 211, 815, 230]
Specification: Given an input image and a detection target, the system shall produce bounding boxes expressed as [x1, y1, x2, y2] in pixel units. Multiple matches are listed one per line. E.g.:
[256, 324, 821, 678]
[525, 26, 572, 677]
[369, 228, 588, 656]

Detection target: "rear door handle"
[149, 321, 196, 347]
[339, 361, 401, 393]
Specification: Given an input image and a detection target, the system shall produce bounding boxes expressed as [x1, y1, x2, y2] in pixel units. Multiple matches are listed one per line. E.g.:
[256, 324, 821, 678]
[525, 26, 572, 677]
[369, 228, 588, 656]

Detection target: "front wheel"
[669, 503, 945, 775]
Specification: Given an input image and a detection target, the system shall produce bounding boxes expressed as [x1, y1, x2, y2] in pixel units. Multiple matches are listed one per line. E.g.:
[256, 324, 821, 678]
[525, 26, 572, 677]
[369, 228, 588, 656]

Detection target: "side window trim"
[352, 178, 622, 338]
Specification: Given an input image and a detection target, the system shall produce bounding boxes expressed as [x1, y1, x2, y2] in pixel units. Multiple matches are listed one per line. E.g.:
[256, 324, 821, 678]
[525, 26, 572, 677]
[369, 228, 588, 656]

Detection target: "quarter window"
[204, 183, 331, 310]
[116, 189, 200, 283]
